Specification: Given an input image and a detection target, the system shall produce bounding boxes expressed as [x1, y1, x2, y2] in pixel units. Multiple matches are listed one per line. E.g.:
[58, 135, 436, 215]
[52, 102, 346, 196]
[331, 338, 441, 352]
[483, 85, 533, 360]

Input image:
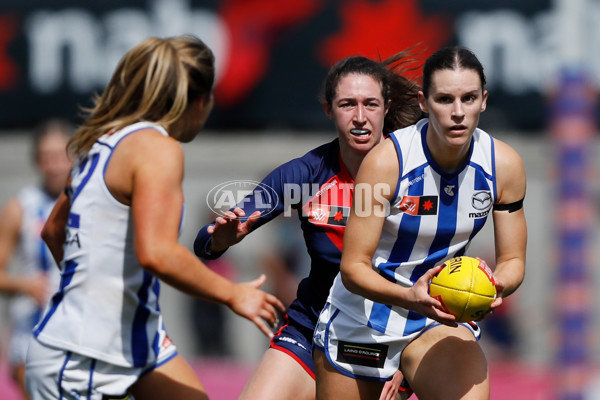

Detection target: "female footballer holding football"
[313, 46, 527, 400]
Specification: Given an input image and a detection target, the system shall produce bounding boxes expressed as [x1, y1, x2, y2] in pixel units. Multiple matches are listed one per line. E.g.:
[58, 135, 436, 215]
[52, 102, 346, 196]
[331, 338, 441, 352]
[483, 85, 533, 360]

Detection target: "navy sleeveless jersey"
[194, 139, 352, 330]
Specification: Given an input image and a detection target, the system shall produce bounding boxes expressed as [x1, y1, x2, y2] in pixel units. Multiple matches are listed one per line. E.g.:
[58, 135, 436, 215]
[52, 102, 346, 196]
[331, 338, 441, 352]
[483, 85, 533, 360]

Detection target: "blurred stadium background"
[0, 1, 599, 399]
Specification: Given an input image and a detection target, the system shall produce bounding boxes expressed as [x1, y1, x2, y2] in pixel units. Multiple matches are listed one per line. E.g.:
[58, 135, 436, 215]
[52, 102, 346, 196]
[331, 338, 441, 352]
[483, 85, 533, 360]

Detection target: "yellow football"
[429, 256, 496, 323]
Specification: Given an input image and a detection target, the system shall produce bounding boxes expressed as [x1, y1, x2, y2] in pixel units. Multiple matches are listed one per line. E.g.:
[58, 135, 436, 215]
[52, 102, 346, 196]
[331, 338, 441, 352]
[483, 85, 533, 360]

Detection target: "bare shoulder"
[106, 128, 184, 202]
[493, 138, 526, 203]
[362, 138, 398, 171]
[494, 138, 524, 169]
[118, 128, 184, 170]
[356, 139, 399, 198]
[128, 128, 182, 155]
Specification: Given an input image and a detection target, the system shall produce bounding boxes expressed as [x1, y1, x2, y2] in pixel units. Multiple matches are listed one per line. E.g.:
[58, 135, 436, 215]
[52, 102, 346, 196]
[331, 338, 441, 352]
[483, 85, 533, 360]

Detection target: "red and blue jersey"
[194, 139, 353, 330]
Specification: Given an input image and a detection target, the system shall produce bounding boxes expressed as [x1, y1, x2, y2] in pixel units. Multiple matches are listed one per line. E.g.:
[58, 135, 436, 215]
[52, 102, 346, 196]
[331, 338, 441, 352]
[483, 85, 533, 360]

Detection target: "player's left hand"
[470, 257, 503, 320]
[488, 276, 505, 311]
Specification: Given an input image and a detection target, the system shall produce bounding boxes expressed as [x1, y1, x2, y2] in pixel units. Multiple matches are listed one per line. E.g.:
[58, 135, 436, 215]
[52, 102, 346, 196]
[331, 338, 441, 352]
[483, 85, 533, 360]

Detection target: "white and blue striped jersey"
[33, 122, 172, 368]
[9, 186, 61, 363]
[328, 118, 497, 336]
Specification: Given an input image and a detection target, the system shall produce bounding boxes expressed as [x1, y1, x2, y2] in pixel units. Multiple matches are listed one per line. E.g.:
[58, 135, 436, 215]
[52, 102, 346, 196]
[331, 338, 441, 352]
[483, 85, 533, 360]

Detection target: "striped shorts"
[313, 302, 480, 381]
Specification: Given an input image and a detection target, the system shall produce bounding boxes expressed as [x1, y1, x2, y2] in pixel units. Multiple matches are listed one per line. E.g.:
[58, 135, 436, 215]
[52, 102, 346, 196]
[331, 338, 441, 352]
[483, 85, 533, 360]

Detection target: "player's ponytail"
[68, 35, 215, 156]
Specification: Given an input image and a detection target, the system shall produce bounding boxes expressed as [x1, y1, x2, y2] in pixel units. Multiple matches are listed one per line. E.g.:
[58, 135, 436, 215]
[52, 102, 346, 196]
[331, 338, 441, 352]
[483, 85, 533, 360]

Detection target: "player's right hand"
[406, 266, 457, 327]
[207, 208, 261, 252]
[228, 274, 286, 338]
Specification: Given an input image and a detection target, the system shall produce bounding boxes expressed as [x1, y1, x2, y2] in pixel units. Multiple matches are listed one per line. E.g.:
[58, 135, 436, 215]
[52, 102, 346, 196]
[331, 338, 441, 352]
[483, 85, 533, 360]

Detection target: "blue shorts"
[270, 315, 315, 379]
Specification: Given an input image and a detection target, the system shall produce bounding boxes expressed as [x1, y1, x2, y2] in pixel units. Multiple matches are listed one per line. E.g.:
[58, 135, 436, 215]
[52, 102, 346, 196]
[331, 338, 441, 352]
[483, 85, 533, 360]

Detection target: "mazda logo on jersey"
[398, 195, 438, 216]
[472, 191, 492, 211]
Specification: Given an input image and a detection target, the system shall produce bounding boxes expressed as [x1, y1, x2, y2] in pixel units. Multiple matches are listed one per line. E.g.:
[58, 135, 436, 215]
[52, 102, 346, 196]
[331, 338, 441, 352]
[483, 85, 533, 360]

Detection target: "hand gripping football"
[429, 256, 496, 322]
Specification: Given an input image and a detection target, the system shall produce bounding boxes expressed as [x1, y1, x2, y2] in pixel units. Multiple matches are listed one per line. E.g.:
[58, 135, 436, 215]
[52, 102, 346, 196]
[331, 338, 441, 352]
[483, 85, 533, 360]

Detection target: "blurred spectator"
[0, 120, 72, 400]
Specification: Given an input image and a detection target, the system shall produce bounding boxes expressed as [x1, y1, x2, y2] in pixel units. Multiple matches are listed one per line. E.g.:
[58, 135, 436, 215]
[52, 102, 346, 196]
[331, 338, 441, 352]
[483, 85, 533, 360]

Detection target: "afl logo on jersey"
[307, 204, 349, 226]
[398, 195, 438, 216]
[309, 204, 330, 222]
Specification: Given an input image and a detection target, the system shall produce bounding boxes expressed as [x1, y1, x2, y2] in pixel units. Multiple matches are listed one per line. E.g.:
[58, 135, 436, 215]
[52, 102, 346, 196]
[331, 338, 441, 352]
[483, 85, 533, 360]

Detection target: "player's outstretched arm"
[226, 273, 286, 337]
[129, 132, 284, 337]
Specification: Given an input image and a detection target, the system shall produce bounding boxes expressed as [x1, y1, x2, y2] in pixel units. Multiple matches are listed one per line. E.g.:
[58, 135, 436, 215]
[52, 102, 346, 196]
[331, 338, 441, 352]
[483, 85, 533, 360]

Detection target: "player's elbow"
[41, 221, 62, 249]
[340, 273, 355, 293]
[340, 263, 361, 294]
[135, 244, 168, 276]
[508, 259, 526, 296]
[40, 223, 52, 246]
